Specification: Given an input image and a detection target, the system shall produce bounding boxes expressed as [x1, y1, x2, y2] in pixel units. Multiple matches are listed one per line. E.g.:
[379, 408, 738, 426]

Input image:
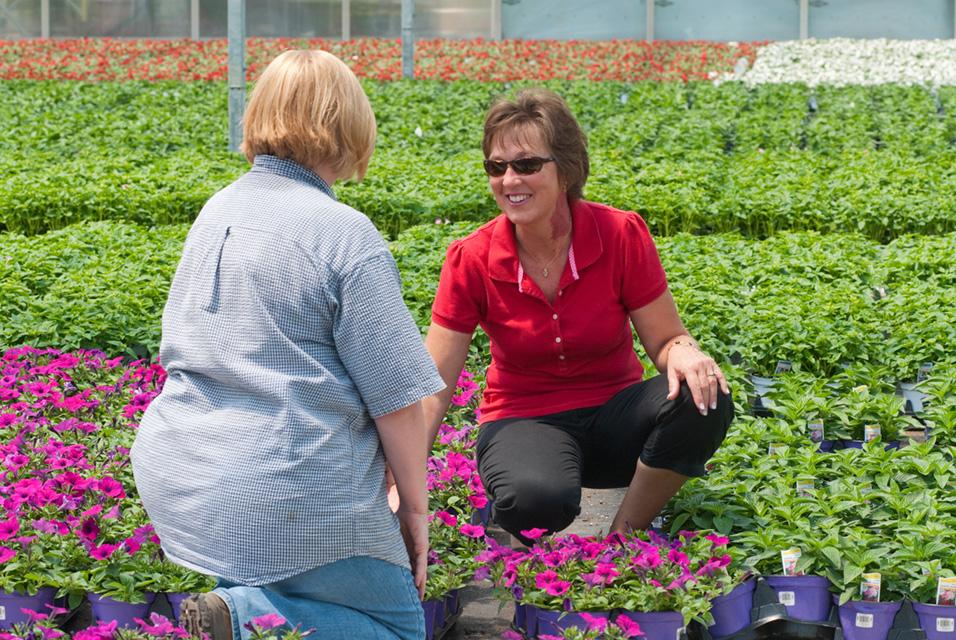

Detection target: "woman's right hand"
[397, 506, 429, 599]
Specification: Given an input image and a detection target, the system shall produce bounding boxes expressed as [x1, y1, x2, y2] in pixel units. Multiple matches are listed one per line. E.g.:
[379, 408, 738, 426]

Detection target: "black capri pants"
[476, 375, 733, 541]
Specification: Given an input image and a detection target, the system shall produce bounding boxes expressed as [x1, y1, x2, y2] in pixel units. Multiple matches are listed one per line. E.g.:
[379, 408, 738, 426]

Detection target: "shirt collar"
[488, 198, 603, 283]
[251, 154, 336, 200]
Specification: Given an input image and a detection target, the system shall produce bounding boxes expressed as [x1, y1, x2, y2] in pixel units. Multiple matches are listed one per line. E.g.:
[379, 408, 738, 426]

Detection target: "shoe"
[180, 593, 233, 640]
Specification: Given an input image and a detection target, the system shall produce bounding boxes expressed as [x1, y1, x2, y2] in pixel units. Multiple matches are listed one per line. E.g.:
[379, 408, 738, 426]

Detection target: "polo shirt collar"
[251, 154, 337, 200]
[488, 198, 603, 283]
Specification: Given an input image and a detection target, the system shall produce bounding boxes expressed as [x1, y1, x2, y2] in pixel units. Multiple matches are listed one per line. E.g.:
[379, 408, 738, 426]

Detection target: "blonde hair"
[242, 50, 376, 180]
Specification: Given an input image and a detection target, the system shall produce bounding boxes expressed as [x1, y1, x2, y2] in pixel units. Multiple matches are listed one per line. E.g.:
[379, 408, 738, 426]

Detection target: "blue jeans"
[213, 556, 425, 640]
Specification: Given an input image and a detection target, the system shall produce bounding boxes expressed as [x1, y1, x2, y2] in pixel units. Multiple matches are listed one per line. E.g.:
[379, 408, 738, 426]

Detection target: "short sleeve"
[621, 213, 669, 310]
[333, 252, 446, 418]
[430, 240, 483, 335]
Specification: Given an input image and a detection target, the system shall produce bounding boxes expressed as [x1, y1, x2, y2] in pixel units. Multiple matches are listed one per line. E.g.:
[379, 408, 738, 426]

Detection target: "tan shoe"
[180, 593, 233, 640]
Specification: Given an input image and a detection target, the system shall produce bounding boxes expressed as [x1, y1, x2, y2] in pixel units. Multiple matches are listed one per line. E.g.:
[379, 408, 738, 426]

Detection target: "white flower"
[722, 38, 956, 86]
[414, 126, 423, 138]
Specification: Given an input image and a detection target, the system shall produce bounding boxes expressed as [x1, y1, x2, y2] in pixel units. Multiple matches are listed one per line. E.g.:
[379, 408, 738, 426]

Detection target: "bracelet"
[670, 338, 700, 351]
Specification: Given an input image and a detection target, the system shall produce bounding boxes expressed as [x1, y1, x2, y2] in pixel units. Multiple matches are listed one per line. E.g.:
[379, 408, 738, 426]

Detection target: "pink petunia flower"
[613, 614, 644, 638]
[580, 612, 608, 633]
[0, 517, 20, 540]
[706, 533, 730, 547]
[435, 511, 457, 527]
[89, 543, 119, 560]
[0, 546, 16, 563]
[520, 528, 548, 541]
[250, 613, 286, 630]
[460, 523, 485, 539]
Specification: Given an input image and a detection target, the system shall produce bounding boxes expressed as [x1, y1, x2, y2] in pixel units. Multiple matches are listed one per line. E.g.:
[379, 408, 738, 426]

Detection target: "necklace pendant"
[542, 267, 549, 278]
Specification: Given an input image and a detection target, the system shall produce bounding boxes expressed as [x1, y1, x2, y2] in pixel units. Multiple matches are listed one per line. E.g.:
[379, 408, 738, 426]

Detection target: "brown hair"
[482, 88, 589, 201]
[241, 50, 376, 180]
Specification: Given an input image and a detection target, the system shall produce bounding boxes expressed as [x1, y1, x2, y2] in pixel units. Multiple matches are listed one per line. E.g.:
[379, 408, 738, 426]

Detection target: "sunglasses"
[483, 156, 555, 177]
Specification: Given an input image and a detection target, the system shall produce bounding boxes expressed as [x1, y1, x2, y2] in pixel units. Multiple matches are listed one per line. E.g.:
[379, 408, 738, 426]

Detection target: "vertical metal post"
[401, 0, 414, 79]
[490, 0, 501, 40]
[953, 0, 955, 38]
[228, 0, 246, 153]
[645, 0, 654, 42]
[41, 0, 50, 37]
[191, 0, 200, 39]
[800, 0, 809, 39]
[341, 0, 350, 39]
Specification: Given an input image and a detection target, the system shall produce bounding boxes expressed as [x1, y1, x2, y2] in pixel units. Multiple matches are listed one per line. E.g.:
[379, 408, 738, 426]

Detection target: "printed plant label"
[937, 619, 954, 633]
[781, 547, 802, 576]
[0, 606, 5, 621]
[861, 572, 882, 602]
[796, 480, 814, 496]
[778, 591, 796, 606]
[808, 420, 825, 443]
[769, 444, 787, 455]
[918, 363, 934, 382]
[775, 360, 792, 374]
[938, 577, 956, 606]
[856, 614, 874, 629]
[864, 425, 881, 443]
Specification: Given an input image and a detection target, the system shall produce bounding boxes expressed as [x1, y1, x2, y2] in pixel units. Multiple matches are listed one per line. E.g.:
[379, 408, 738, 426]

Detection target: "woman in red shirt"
[424, 88, 733, 544]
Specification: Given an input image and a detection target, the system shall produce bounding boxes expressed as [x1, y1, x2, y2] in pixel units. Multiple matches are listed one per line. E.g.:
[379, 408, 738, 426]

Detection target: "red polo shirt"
[431, 199, 668, 423]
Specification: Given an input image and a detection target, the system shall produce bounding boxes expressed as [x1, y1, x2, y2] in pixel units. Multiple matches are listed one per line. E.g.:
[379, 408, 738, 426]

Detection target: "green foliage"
[4, 80, 956, 240]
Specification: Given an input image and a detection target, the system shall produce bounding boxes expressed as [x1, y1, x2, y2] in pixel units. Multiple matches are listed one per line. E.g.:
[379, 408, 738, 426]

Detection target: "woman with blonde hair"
[131, 50, 442, 640]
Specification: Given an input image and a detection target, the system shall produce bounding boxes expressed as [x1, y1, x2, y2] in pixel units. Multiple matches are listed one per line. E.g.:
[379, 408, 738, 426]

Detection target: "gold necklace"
[521, 230, 571, 279]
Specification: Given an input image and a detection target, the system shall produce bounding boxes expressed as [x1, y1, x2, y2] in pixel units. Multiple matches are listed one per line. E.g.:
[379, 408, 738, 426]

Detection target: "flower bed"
[726, 38, 956, 86]
[0, 38, 760, 83]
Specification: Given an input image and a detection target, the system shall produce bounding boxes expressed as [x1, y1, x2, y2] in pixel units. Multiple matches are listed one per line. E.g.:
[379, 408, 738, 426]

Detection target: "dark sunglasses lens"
[483, 160, 507, 176]
[511, 158, 545, 175]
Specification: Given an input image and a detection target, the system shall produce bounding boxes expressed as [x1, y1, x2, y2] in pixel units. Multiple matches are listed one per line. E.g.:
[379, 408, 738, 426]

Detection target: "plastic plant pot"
[0, 587, 58, 629]
[87, 592, 157, 628]
[614, 609, 685, 640]
[766, 575, 832, 621]
[164, 592, 191, 622]
[709, 578, 757, 638]
[913, 602, 956, 640]
[421, 599, 443, 640]
[835, 596, 902, 640]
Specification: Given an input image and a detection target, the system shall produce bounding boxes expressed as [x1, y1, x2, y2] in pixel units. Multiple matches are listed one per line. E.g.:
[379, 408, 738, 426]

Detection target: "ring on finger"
[707, 372, 718, 378]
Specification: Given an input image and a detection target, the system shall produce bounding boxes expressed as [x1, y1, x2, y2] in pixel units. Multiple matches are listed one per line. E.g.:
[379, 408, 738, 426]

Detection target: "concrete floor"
[444, 487, 628, 639]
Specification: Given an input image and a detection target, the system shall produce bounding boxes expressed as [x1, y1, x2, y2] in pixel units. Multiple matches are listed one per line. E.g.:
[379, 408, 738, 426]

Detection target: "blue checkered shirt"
[131, 155, 445, 585]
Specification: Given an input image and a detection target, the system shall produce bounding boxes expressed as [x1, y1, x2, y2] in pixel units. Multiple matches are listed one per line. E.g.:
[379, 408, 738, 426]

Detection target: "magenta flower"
[633, 548, 662, 570]
[90, 543, 119, 560]
[501, 631, 524, 640]
[468, 494, 488, 509]
[73, 620, 119, 640]
[520, 528, 548, 541]
[435, 511, 457, 527]
[78, 517, 99, 542]
[580, 612, 608, 633]
[667, 548, 689, 567]
[250, 613, 286, 630]
[95, 476, 125, 499]
[0, 517, 20, 540]
[20, 608, 49, 622]
[136, 613, 189, 637]
[613, 614, 644, 638]
[0, 546, 16, 563]
[544, 580, 571, 597]
[705, 533, 730, 547]
[535, 570, 559, 589]
[460, 523, 485, 538]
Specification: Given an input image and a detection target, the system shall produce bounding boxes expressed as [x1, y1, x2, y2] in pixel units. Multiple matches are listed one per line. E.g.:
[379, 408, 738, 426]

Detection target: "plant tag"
[652, 516, 664, 530]
[852, 385, 869, 394]
[768, 444, 786, 455]
[796, 480, 814, 496]
[781, 547, 802, 576]
[808, 420, 825, 443]
[856, 614, 874, 628]
[775, 360, 792, 374]
[918, 363, 934, 382]
[778, 591, 796, 606]
[0, 606, 5, 620]
[860, 572, 881, 602]
[864, 425, 881, 443]
[937, 577, 956, 606]
[937, 619, 955, 633]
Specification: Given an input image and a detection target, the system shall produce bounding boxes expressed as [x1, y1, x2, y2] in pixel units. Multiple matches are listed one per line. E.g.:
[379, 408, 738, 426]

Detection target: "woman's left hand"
[665, 343, 729, 415]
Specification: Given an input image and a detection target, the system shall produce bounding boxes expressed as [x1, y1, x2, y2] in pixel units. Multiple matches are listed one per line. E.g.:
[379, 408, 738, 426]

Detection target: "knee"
[491, 478, 581, 541]
[673, 382, 734, 442]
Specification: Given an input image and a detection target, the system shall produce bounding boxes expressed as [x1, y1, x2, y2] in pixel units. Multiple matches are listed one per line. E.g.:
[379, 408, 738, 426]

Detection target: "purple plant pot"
[835, 597, 902, 640]
[535, 608, 609, 637]
[443, 589, 461, 619]
[87, 592, 157, 628]
[913, 602, 956, 640]
[709, 578, 756, 639]
[165, 593, 192, 622]
[0, 587, 58, 629]
[513, 602, 528, 635]
[766, 575, 832, 621]
[614, 609, 685, 640]
[516, 603, 540, 638]
[421, 599, 444, 640]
